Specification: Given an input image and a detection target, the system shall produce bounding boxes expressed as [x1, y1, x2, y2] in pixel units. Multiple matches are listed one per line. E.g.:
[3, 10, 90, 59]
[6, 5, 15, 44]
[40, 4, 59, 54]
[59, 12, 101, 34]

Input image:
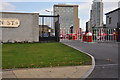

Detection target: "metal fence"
[60, 29, 82, 40]
[92, 28, 117, 42]
[60, 28, 118, 42]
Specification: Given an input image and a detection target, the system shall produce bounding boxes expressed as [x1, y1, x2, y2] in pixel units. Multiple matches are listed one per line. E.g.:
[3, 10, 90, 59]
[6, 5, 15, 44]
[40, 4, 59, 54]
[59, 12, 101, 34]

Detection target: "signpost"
[0, 18, 20, 27]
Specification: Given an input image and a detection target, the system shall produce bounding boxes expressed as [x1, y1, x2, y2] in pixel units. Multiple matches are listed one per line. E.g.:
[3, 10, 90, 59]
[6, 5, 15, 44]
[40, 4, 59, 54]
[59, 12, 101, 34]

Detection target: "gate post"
[117, 22, 120, 42]
[117, 8, 120, 42]
[55, 15, 60, 42]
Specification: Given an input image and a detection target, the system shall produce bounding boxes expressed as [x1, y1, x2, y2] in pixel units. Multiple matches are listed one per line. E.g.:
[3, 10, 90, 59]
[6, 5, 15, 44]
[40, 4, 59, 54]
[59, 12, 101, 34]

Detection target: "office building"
[53, 4, 79, 34]
[90, 0, 103, 30]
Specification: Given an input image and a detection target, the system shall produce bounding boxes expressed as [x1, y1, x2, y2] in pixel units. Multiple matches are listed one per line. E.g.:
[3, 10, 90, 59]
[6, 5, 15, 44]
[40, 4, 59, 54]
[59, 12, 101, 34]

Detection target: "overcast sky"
[1, 0, 120, 31]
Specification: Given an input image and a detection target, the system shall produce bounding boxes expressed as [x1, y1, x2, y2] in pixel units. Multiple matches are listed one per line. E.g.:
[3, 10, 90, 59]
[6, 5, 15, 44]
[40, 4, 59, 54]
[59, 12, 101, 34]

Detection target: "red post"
[82, 32, 87, 41]
[72, 36, 75, 40]
[68, 35, 70, 40]
[86, 32, 92, 42]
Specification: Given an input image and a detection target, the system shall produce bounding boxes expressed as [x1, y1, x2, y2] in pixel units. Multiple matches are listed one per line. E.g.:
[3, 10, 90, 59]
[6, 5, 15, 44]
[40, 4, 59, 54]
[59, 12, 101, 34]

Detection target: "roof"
[0, 12, 38, 14]
[54, 4, 78, 7]
[105, 8, 120, 15]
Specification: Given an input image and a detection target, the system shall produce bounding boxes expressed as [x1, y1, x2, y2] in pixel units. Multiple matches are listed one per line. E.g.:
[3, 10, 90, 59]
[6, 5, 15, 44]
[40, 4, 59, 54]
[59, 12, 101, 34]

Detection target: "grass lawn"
[2, 43, 92, 69]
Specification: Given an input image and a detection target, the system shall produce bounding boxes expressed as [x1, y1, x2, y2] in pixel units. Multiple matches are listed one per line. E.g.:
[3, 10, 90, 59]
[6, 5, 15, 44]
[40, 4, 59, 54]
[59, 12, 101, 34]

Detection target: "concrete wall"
[0, 12, 39, 42]
[118, 9, 120, 23]
[106, 11, 118, 28]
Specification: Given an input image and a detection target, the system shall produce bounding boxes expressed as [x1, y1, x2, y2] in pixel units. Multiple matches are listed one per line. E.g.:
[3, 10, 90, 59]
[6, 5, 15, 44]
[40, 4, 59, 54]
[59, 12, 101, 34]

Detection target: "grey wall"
[0, 12, 39, 42]
[106, 11, 118, 28]
[118, 9, 120, 23]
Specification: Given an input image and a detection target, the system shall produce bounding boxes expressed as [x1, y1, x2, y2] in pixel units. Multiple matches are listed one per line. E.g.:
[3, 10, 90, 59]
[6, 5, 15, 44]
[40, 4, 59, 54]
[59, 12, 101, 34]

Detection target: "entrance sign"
[0, 18, 20, 27]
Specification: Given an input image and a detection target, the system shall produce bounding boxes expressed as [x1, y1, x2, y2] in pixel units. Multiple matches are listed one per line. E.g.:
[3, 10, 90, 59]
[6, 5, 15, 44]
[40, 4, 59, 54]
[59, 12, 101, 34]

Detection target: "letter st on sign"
[0, 18, 20, 27]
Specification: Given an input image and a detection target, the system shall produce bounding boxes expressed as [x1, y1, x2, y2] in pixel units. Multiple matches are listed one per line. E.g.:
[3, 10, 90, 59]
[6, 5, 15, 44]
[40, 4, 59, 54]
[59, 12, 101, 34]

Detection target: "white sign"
[0, 18, 20, 27]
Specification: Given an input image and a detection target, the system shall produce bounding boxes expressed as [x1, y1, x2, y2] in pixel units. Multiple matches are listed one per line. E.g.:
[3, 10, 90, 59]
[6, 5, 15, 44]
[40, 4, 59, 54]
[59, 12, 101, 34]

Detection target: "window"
[109, 17, 112, 24]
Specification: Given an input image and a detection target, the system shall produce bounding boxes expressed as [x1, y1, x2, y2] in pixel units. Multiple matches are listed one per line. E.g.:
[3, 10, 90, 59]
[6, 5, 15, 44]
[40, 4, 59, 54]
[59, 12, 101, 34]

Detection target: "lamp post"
[45, 10, 52, 15]
[45, 10, 52, 31]
[45, 10, 59, 32]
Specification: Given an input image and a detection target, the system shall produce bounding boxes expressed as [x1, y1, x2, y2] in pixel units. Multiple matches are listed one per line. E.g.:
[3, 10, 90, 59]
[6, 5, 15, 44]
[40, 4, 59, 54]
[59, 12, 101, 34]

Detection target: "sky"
[1, 0, 119, 31]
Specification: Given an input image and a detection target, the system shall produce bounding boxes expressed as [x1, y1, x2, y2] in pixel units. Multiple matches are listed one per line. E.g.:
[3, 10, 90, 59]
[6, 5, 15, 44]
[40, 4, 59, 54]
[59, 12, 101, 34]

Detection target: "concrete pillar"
[117, 23, 120, 42]
[117, 7, 120, 42]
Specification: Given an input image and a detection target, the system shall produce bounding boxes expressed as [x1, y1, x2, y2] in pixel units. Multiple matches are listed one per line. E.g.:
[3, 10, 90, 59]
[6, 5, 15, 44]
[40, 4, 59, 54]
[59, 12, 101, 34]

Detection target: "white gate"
[92, 28, 117, 42]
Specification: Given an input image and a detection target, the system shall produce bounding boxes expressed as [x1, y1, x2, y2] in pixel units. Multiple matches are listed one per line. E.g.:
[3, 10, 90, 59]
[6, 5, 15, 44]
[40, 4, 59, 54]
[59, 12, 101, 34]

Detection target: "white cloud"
[103, 2, 118, 24]
[3, 0, 119, 2]
[79, 2, 92, 10]
[2, 0, 92, 2]
[0, 2, 16, 12]
[103, 0, 120, 2]
[103, 2, 118, 13]
[77, 3, 91, 30]
[34, 7, 53, 27]
[34, 1, 119, 30]
[79, 1, 119, 30]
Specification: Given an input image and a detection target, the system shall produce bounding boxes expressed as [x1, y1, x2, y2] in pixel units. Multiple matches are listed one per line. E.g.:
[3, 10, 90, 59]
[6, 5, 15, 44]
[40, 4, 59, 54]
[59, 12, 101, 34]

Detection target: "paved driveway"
[61, 40, 119, 78]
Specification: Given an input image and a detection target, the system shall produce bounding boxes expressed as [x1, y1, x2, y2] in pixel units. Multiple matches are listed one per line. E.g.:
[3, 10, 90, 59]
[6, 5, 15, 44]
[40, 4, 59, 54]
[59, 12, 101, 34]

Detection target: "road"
[61, 40, 119, 79]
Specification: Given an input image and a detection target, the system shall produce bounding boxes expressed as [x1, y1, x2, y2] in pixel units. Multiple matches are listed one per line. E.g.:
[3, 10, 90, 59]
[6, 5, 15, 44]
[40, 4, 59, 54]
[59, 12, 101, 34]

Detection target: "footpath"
[2, 65, 91, 78]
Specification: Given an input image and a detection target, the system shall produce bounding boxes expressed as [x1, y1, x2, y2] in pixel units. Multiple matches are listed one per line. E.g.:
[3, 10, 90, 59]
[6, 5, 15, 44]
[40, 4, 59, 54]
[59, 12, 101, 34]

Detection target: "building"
[90, 0, 103, 30]
[90, 10, 93, 31]
[105, 8, 120, 28]
[39, 25, 52, 37]
[0, 12, 39, 43]
[118, 2, 120, 42]
[53, 4, 79, 34]
[105, 8, 120, 42]
[86, 21, 90, 32]
[118, 2, 120, 23]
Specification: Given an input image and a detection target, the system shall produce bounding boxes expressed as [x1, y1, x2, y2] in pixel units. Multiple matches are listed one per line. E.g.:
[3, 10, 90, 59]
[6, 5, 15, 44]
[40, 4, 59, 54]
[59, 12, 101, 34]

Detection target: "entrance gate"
[60, 28, 118, 42]
[39, 15, 60, 42]
[92, 28, 117, 42]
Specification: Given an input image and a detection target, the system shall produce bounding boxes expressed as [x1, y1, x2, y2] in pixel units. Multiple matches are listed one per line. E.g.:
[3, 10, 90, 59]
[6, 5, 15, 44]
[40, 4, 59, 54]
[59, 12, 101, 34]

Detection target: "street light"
[45, 10, 52, 15]
[45, 10, 53, 32]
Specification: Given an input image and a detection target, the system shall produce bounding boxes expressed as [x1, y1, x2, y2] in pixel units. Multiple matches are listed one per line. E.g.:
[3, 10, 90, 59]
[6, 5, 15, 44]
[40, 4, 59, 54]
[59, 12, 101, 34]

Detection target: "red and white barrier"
[86, 32, 92, 42]
[92, 28, 117, 42]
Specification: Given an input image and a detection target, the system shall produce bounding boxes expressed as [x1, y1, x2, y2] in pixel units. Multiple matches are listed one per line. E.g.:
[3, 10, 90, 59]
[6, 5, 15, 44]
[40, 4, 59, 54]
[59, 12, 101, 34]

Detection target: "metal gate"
[39, 15, 60, 42]
[92, 28, 117, 42]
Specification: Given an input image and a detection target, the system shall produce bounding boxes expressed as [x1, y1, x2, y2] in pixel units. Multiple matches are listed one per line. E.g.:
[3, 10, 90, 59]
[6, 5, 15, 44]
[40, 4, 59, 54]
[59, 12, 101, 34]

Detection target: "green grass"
[2, 43, 92, 69]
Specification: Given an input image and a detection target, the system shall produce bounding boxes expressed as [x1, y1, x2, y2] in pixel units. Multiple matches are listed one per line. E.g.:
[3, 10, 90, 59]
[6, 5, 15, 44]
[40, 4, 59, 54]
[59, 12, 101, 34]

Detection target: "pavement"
[2, 66, 91, 78]
[61, 40, 118, 78]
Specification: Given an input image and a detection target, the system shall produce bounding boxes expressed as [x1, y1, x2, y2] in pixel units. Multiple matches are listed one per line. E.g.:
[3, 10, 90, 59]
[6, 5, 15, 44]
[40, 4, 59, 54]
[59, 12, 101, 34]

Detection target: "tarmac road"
[61, 40, 119, 79]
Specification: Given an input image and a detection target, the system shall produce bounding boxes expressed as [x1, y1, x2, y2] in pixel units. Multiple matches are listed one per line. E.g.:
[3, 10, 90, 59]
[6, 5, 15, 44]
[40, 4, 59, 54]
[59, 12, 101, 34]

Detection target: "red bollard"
[83, 35, 86, 41]
[68, 35, 70, 40]
[86, 32, 92, 42]
[82, 32, 87, 41]
[72, 36, 75, 40]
